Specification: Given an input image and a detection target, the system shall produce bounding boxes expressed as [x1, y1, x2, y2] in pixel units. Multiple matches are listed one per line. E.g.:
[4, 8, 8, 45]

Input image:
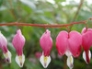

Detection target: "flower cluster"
[0, 27, 92, 69]
[39, 28, 92, 69]
[0, 29, 25, 67]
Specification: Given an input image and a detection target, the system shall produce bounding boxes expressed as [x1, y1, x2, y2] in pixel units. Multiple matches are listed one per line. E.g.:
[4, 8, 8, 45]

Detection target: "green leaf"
[20, 0, 36, 10]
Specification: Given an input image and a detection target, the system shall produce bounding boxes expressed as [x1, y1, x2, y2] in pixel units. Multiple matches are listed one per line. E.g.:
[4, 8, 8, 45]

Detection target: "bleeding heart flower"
[56, 31, 82, 69]
[82, 27, 92, 63]
[39, 29, 53, 68]
[12, 29, 25, 67]
[35, 52, 42, 59]
[0, 31, 11, 63]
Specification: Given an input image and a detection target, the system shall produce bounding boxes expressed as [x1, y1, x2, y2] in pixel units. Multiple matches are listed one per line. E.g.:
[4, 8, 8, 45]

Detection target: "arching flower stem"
[0, 21, 86, 28]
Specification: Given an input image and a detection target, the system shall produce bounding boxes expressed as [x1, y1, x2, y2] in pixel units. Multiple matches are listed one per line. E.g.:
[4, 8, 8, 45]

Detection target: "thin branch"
[0, 21, 86, 28]
[72, 0, 84, 21]
[8, 0, 17, 19]
[68, 0, 84, 31]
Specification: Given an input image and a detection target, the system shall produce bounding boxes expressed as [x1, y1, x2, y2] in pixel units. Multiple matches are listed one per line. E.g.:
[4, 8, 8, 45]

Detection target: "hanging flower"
[12, 29, 25, 67]
[39, 29, 53, 68]
[82, 27, 92, 63]
[0, 31, 11, 63]
[35, 52, 42, 59]
[56, 31, 82, 69]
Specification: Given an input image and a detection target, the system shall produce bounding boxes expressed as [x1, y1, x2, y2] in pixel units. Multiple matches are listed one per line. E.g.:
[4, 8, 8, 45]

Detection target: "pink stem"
[85, 50, 90, 63]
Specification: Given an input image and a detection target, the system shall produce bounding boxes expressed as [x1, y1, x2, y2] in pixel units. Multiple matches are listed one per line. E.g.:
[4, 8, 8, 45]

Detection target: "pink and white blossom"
[12, 29, 25, 67]
[39, 29, 53, 68]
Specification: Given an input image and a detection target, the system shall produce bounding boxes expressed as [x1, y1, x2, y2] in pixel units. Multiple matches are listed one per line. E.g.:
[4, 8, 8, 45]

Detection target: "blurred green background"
[0, 0, 92, 69]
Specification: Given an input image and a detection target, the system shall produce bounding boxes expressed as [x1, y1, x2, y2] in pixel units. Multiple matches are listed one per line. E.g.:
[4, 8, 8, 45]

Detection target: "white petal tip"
[3, 51, 12, 63]
[39, 55, 51, 68]
[15, 54, 25, 67]
[83, 50, 91, 64]
[65, 50, 72, 57]
[67, 56, 74, 69]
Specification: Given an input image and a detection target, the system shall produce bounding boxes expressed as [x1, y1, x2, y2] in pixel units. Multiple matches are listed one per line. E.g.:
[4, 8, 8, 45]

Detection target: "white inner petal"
[67, 56, 74, 69]
[15, 54, 25, 67]
[83, 50, 91, 63]
[65, 50, 72, 57]
[3, 50, 12, 63]
[39, 54, 51, 68]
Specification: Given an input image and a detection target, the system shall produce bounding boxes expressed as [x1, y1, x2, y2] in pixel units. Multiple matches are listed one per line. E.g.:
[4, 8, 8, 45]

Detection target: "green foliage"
[0, 0, 92, 69]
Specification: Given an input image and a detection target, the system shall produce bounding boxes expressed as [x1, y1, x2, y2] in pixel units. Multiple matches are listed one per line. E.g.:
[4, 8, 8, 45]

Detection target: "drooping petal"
[15, 54, 25, 67]
[68, 31, 82, 57]
[81, 28, 92, 63]
[82, 28, 92, 51]
[56, 31, 68, 56]
[3, 50, 12, 63]
[83, 50, 91, 64]
[12, 29, 25, 56]
[0, 31, 12, 63]
[0, 31, 8, 53]
[40, 29, 53, 56]
[39, 54, 51, 68]
[67, 56, 74, 69]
